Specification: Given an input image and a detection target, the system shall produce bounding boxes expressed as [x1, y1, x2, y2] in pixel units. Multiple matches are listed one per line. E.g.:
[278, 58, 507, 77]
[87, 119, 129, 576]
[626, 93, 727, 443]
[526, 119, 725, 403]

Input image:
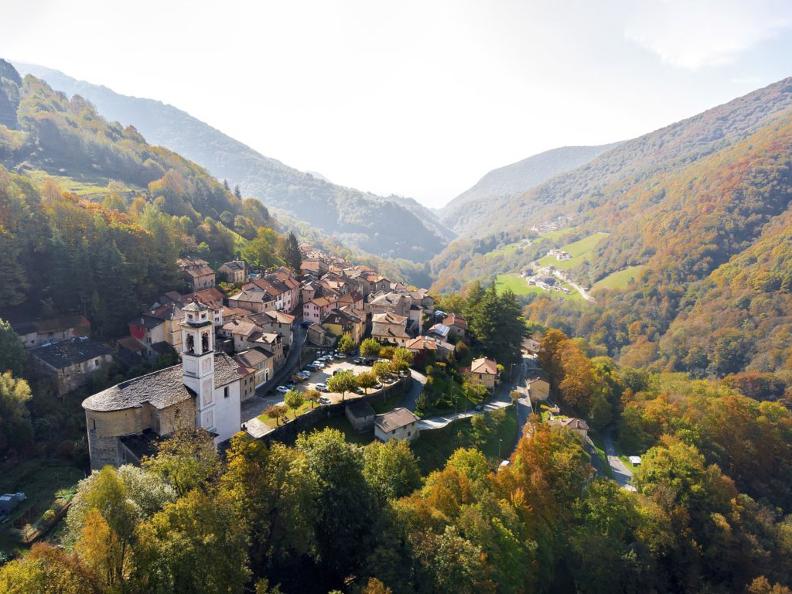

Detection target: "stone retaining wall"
[259, 376, 409, 444]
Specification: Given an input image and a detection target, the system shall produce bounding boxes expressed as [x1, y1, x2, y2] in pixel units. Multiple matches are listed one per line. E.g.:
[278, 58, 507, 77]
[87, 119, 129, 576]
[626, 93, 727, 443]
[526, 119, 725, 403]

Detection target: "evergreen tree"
[0, 319, 26, 376]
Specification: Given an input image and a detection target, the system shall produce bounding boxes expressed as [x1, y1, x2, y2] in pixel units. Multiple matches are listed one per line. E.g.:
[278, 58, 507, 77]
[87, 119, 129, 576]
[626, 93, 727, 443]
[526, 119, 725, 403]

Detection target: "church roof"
[82, 353, 245, 412]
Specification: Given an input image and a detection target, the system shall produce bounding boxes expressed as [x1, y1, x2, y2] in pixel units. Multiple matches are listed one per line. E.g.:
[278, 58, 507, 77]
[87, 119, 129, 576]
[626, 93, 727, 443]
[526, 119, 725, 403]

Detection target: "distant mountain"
[460, 77, 792, 239]
[439, 144, 618, 234]
[434, 75, 792, 377]
[16, 62, 451, 261]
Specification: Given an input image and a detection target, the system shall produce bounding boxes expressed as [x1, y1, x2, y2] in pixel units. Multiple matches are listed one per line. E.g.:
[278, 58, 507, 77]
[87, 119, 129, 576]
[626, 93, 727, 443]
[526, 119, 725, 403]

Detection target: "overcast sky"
[3, 1, 792, 207]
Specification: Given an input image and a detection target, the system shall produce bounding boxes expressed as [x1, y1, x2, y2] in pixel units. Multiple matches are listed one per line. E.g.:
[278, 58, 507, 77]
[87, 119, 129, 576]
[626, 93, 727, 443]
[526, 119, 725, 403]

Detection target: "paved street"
[416, 399, 510, 430]
[604, 433, 634, 487]
[401, 369, 427, 411]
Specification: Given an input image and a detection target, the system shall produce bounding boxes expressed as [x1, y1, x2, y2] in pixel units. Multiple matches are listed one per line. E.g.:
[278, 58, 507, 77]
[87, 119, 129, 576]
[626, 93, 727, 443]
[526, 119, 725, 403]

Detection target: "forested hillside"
[429, 77, 792, 378]
[526, 102, 792, 376]
[440, 143, 618, 234]
[0, 61, 291, 336]
[17, 63, 452, 261]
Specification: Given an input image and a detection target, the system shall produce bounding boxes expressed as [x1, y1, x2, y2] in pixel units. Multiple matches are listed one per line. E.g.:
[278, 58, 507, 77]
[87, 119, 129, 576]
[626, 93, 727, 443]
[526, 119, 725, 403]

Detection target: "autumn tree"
[337, 332, 356, 354]
[142, 429, 221, 496]
[362, 439, 421, 502]
[360, 338, 381, 358]
[327, 369, 357, 401]
[352, 371, 375, 395]
[0, 371, 32, 454]
[284, 389, 304, 417]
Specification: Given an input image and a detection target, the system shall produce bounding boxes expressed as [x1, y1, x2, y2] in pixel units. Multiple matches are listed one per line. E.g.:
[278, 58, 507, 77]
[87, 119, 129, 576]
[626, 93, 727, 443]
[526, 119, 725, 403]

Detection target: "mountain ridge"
[440, 143, 620, 234]
[16, 62, 452, 261]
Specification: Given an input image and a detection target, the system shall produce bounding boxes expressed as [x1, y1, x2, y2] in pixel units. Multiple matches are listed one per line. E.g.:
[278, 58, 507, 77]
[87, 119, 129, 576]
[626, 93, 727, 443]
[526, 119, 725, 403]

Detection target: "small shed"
[345, 401, 376, 432]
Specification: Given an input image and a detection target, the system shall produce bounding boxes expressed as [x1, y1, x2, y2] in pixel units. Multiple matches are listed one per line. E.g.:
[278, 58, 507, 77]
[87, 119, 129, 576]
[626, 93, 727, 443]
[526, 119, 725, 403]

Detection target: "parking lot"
[272, 353, 391, 405]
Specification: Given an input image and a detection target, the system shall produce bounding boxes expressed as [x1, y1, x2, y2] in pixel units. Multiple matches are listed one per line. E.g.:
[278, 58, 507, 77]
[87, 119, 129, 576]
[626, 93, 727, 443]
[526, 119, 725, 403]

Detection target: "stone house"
[548, 417, 590, 440]
[218, 260, 246, 284]
[405, 335, 454, 366]
[367, 292, 411, 317]
[234, 347, 274, 393]
[442, 313, 467, 341]
[527, 377, 550, 402]
[374, 408, 420, 442]
[12, 314, 91, 349]
[467, 357, 499, 391]
[250, 310, 295, 346]
[371, 312, 410, 346]
[177, 257, 215, 290]
[321, 308, 364, 344]
[228, 288, 277, 313]
[303, 296, 336, 325]
[31, 337, 113, 396]
[307, 323, 334, 347]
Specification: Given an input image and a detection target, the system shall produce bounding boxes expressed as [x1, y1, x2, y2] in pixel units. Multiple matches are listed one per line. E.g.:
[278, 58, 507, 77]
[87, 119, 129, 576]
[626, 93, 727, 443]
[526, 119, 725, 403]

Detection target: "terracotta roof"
[375, 408, 418, 433]
[234, 347, 273, 368]
[443, 313, 467, 330]
[82, 353, 245, 412]
[309, 297, 333, 307]
[177, 258, 214, 278]
[230, 290, 272, 304]
[148, 303, 183, 322]
[222, 318, 261, 337]
[470, 357, 498, 375]
[372, 312, 407, 325]
[405, 336, 437, 351]
[550, 417, 590, 431]
[259, 310, 296, 325]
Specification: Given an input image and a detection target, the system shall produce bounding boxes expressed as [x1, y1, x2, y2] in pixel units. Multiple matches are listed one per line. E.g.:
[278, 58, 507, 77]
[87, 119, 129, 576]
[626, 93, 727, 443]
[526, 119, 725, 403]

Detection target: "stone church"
[82, 302, 249, 470]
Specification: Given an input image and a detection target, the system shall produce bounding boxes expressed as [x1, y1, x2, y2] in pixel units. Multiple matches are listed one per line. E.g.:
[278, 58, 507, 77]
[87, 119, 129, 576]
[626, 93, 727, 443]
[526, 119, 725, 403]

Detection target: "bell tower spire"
[180, 301, 216, 432]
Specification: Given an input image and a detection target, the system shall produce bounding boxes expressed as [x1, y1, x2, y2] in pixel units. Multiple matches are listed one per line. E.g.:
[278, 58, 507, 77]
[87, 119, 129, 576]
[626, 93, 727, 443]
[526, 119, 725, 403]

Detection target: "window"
[224, 386, 229, 398]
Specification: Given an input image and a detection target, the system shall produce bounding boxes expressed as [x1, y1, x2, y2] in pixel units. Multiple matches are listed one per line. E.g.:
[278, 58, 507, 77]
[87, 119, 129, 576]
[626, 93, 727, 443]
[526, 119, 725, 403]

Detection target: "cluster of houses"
[522, 266, 572, 295]
[546, 248, 571, 261]
[9, 243, 537, 471]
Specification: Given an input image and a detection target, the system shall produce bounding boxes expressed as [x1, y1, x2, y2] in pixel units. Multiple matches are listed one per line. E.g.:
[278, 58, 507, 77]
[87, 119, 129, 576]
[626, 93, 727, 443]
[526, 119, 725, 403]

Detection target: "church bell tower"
[180, 302, 216, 432]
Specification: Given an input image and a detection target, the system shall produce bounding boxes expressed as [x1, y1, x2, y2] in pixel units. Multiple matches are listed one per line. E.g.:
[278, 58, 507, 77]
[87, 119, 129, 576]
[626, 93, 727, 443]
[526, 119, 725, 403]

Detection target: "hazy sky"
[3, 1, 792, 207]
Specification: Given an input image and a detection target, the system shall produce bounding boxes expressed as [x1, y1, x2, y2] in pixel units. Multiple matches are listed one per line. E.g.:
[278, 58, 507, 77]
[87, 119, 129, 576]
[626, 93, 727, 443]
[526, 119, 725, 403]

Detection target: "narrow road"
[603, 433, 633, 487]
[255, 322, 308, 397]
[401, 369, 427, 411]
[550, 269, 595, 303]
[416, 399, 510, 430]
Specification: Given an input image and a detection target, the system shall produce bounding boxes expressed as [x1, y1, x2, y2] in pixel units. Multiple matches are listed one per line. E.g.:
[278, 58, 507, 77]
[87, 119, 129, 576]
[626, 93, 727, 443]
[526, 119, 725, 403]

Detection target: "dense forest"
[431, 77, 792, 379]
[2, 346, 790, 594]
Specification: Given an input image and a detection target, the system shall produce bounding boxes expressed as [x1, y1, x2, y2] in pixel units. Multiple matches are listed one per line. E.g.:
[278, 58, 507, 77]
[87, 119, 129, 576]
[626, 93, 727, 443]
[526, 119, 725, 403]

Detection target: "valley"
[1, 38, 791, 594]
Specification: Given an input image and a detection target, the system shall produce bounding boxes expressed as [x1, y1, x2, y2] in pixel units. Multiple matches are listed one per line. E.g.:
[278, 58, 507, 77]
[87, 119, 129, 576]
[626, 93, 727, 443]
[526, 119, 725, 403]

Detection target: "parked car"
[374, 383, 383, 390]
[276, 385, 289, 393]
[311, 361, 325, 369]
[314, 383, 328, 391]
[353, 357, 365, 365]
[333, 352, 345, 359]
[319, 396, 331, 405]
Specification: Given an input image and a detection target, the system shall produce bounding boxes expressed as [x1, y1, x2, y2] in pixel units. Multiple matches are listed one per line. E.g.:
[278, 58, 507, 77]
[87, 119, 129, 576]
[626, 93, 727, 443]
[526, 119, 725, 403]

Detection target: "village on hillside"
[4, 244, 566, 477]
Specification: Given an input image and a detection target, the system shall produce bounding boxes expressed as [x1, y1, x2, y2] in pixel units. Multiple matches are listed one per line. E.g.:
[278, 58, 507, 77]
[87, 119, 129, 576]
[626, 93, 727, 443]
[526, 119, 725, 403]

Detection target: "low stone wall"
[259, 376, 409, 445]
